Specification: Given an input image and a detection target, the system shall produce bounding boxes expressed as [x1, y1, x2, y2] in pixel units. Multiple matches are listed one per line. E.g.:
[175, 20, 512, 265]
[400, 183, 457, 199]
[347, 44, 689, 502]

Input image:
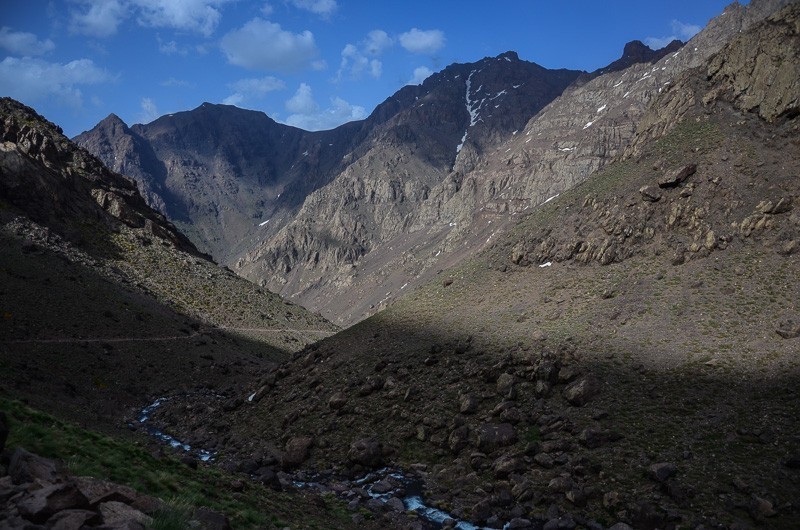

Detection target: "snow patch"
[583, 121, 594, 129]
[539, 262, 552, 268]
[456, 130, 468, 154]
[596, 104, 607, 113]
[543, 194, 559, 204]
[259, 219, 270, 227]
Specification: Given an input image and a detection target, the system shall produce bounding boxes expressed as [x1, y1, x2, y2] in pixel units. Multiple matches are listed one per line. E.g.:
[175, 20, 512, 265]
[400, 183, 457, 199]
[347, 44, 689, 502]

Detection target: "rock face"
[0, 98, 203, 258]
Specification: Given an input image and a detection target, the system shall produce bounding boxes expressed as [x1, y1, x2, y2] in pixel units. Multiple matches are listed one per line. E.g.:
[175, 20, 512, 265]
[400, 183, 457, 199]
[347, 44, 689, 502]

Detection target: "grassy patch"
[0, 396, 354, 529]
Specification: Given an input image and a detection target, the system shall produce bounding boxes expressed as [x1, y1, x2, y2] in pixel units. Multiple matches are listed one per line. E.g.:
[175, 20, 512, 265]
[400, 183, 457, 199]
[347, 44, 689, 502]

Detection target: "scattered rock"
[649, 462, 677, 483]
[281, 436, 314, 469]
[448, 425, 470, 454]
[776, 319, 800, 339]
[658, 164, 696, 188]
[476, 423, 518, 452]
[749, 495, 777, 519]
[639, 185, 662, 202]
[327, 392, 348, 410]
[459, 393, 478, 414]
[98, 501, 152, 528]
[347, 437, 384, 467]
[756, 197, 793, 214]
[563, 375, 601, 406]
[496, 373, 516, 397]
[16, 482, 90, 523]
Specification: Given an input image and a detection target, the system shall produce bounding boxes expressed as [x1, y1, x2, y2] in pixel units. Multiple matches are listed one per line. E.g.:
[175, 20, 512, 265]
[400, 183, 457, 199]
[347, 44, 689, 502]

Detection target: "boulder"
[563, 375, 601, 406]
[476, 423, 517, 452]
[776, 319, 800, 339]
[9, 448, 59, 485]
[459, 393, 478, 414]
[658, 164, 696, 188]
[98, 501, 152, 527]
[281, 436, 314, 469]
[347, 437, 384, 468]
[496, 373, 516, 396]
[639, 185, 662, 202]
[328, 392, 348, 410]
[16, 482, 90, 523]
[649, 462, 677, 483]
[47, 509, 100, 530]
[448, 426, 470, 454]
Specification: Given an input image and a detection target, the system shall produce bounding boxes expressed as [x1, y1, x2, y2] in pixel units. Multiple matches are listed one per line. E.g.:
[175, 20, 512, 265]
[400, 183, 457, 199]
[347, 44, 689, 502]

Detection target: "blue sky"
[0, 0, 742, 137]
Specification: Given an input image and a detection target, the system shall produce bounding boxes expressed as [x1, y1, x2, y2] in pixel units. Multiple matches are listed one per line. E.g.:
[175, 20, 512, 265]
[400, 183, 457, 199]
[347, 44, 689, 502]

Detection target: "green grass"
[0, 396, 353, 529]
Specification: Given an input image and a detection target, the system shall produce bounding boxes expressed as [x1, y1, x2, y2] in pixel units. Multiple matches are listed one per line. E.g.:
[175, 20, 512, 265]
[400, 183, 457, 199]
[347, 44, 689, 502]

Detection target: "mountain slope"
[147, 4, 800, 528]
[0, 97, 337, 433]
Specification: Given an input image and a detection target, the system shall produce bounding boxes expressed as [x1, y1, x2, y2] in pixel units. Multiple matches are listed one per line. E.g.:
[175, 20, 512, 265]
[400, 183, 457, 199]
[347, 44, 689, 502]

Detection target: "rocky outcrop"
[0, 447, 230, 529]
[0, 98, 203, 258]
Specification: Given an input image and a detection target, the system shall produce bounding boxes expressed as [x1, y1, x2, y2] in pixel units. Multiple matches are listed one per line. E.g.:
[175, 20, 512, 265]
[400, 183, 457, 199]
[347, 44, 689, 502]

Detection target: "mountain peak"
[496, 50, 520, 62]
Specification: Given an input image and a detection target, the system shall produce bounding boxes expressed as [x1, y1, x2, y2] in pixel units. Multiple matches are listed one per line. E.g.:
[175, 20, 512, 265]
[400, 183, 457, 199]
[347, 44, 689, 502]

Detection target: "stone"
[9, 448, 59, 484]
[578, 425, 622, 449]
[16, 483, 90, 523]
[750, 495, 777, 519]
[385, 497, 406, 512]
[73, 476, 161, 514]
[496, 373, 516, 396]
[257, 470, 282, 491]
[476, 423, 517, 452]
[534, 453, 555, 469]
[492, 454, 523, 478]
[281, 436, 314, 469]
[776, 319, 800, 339]
[507, 517, 533, 529]
[658, 164, 696, 188]
[563, 375, 601, 406]
[47, 509, 100, 530]
[547, 476, 576, 493]
[459, 393, 478, 414]
[448, 425, 470, 454]
[534, 380, 552, 397]
[603, 491, 621, 509]
[328, 392, 348, 410]
[607, 524, 634, 530]
[98, 501, 152, 527]
[756, 197, 793, 215]
[639, 185, 662, 202]
[347, 437, 384, 467]
[649, 462, 677, 483]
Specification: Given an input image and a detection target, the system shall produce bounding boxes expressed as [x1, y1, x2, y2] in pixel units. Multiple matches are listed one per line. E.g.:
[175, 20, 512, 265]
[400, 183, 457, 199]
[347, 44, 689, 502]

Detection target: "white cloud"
[69, 0, 128, 38]
[0, 27, 56, 56]
[260, 3, 273, 16]
[156, 36, 188, 55]
[285, 83, 318, 114]
[138, 97, 159, 123]
[363, 30, 392, 56]
[408, 66, 433, 85]
[645, 19, 702, 50]
[289, 0, 337, 17]
[399, 28, 445, 55]
[134, 0, 230, 37]
[221, 18, 318, 72]
[283, 84, 365, 131]
[68, 0, 231, 39]
[223, 76, 286, 106]
[337, 29, 392, 81]
[161, 77, 194, 87]
[0, 56, 114, 108]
